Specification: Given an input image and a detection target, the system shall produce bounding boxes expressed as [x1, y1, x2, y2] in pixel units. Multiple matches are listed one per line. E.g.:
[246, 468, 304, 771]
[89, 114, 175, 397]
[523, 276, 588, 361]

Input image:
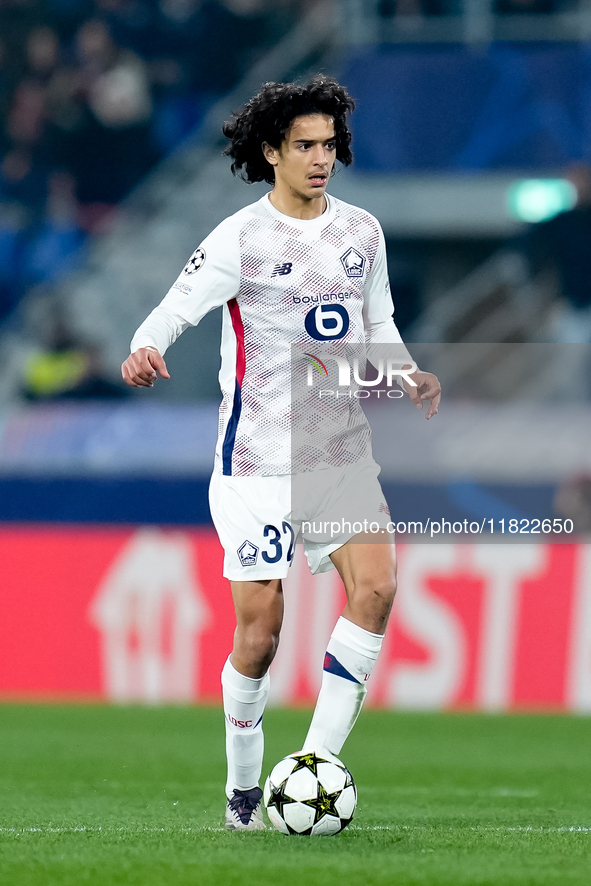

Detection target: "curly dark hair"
[222, 75, 355, 185]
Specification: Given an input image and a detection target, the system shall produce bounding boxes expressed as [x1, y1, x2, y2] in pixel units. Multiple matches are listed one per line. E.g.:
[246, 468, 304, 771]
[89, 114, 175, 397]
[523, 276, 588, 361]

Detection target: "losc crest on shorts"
[208, 458, 392, 581]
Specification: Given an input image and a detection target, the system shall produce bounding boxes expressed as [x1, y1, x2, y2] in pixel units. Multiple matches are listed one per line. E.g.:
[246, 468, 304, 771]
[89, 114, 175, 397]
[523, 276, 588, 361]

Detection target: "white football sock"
[222, 657, 270, 798]
[303, 617, 383, 756]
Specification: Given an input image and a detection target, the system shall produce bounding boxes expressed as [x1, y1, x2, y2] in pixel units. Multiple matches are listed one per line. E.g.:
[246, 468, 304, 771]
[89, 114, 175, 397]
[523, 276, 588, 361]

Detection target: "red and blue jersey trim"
[222, 298, 246, 476]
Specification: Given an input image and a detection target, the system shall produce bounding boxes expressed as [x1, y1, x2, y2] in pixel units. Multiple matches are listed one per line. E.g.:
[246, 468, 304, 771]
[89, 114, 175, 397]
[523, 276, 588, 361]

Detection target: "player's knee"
[371, 574, 397, 611]
[354, 572, 397, 618]
[245, 628, 280, 670]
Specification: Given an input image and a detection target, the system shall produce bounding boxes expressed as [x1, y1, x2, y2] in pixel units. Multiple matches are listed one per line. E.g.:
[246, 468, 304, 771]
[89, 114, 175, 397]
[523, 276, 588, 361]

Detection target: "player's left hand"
[404, 370, 441, 419]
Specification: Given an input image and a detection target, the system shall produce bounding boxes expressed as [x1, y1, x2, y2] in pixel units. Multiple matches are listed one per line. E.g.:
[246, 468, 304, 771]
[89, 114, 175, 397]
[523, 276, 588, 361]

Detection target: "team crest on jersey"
[340, 247, 365, 278]
[184, 247, 206, 275]
[238, 540, 258, 567]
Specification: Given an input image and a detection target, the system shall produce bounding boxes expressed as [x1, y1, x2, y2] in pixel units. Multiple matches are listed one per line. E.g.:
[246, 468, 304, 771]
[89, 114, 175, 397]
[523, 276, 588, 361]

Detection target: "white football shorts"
[208, 457, 392, 581]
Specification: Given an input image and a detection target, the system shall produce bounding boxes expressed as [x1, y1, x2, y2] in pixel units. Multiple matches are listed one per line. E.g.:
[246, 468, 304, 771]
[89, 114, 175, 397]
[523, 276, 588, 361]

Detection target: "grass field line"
[381, 787, 540, 797]
[1, 825, 590, 836]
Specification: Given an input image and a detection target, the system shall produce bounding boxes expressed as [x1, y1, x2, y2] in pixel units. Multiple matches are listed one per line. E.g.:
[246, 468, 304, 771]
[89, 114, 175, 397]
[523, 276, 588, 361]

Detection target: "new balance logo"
[271, 262, 292, 277]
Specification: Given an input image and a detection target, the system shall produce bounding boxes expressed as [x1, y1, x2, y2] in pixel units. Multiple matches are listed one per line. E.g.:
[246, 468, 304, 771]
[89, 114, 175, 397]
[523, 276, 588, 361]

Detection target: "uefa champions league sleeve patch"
[183, 247, 206, 275]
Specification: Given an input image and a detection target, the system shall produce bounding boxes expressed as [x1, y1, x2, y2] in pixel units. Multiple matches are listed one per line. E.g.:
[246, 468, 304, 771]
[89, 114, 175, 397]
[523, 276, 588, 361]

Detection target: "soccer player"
[121, 76, 441, 831]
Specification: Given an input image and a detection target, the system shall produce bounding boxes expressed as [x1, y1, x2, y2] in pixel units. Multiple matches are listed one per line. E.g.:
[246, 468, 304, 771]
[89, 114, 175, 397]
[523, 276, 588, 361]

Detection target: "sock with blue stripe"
[222, 657, 270, 798]
[303, 617, 383, 756]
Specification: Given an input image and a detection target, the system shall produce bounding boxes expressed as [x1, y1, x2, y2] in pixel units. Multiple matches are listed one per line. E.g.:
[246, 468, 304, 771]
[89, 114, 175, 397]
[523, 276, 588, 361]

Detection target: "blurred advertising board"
[1, 525, 589, 712]
[345, 43, 591, 173]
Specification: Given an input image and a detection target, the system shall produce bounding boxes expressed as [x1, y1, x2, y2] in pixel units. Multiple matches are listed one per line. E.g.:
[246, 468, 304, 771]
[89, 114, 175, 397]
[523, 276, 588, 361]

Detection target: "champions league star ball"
[264, 750, 357, 836]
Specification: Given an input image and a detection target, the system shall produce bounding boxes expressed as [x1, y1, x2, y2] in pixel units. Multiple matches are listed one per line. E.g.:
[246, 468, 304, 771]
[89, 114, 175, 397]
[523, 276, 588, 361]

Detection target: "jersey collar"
[261, 193, 336, 231]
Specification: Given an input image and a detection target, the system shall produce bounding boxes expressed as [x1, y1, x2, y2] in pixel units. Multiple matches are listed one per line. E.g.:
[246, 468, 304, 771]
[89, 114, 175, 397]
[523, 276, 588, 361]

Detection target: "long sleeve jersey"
[131, 193, 409, 476]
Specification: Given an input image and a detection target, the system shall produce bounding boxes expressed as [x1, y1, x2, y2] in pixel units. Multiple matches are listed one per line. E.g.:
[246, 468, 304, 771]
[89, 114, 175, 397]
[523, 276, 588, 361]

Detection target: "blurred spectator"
[2, 75, 50, 212]
[378, 0, 459, 17]
[45, 0, 96, 39]
[1, 26, 60, 216]
[94, 0, 161, 59]
[0, 203, 26, 320]
[61, 19, 157, 204]
[26, 26, 61, 85]
[555, 474, 591, 534]
[0, 143, 47, 214]
[0, 0, 305, 331]
[22, 315, 130, 400]
[0, 36, 12, 135]
[59, 343, 132, 398]
[149, 0, 298, 154]
[518, 163, 591, 343]
[387, 251, 422, 334]
[494, 0, 557, 13]
[8, 80, 46, 149]
[24, 170, 86, 285]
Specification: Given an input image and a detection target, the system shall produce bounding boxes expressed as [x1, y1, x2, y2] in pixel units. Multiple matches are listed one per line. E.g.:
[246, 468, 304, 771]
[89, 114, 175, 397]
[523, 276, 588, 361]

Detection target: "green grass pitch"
[0, 705, 589, 885]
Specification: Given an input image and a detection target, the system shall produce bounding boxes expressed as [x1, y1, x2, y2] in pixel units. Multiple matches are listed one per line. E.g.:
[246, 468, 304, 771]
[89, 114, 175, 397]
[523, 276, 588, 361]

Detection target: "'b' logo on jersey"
[271, 262, 292, 277]
[305, 304, 350, 341]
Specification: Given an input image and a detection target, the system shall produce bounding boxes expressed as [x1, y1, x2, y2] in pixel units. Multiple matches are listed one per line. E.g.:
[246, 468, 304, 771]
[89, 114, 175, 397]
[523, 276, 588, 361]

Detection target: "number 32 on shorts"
[262, 521, 294, 564]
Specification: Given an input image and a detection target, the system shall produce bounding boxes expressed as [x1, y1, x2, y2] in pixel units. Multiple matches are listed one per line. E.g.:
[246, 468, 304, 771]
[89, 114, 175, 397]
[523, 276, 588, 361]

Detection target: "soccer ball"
[264, 750, 357, 836]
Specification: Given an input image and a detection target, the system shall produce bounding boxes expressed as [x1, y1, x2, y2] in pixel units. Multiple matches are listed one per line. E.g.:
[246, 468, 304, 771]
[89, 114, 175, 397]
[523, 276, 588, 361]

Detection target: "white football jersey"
[131, 193, 407, 476]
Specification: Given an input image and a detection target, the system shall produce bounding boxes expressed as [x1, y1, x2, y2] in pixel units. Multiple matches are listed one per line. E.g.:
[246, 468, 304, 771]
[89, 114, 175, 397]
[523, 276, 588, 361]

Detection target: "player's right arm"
[121, 217, 241, 386]
[121, 346, 170, 387]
